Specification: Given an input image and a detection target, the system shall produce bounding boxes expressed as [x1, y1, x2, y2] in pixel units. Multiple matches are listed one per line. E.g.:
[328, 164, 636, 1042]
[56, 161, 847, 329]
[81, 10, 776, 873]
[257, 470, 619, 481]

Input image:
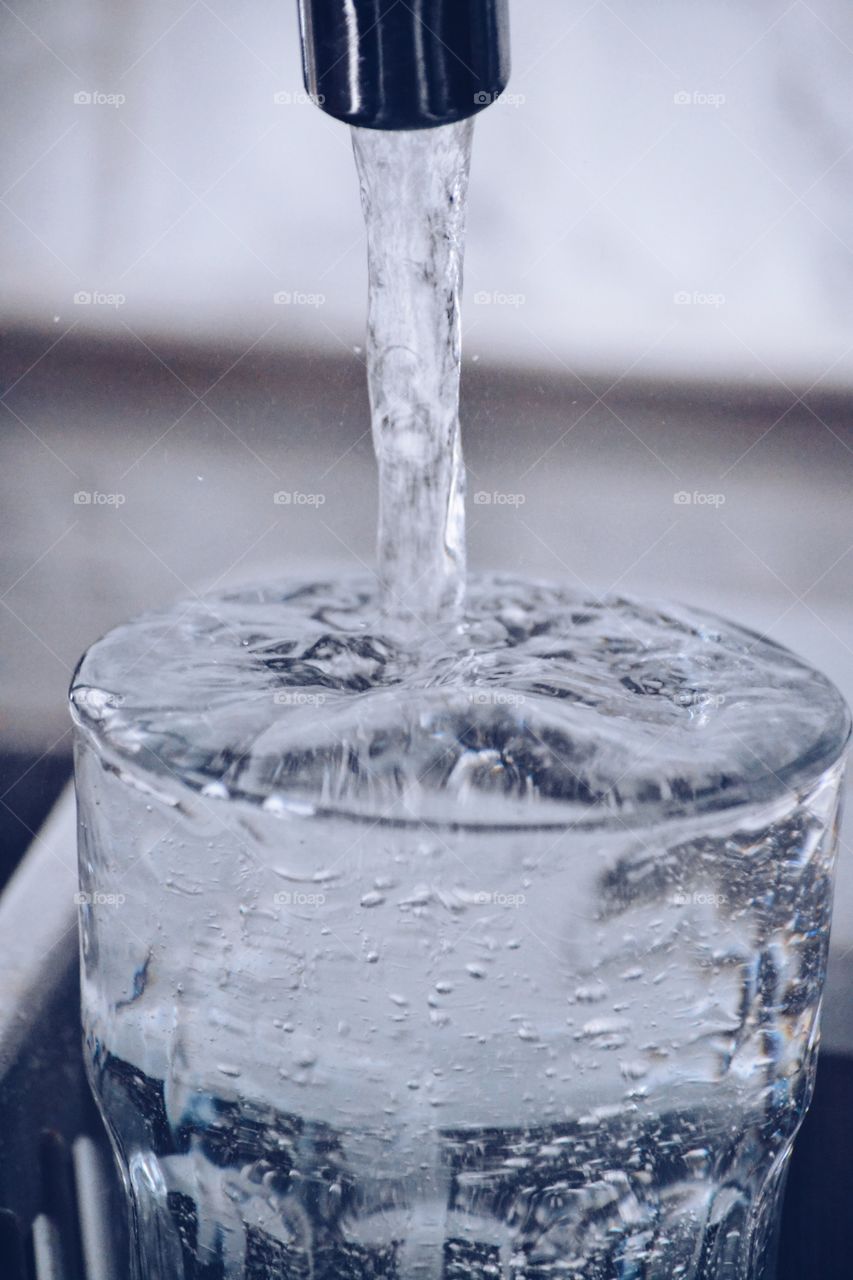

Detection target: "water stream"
[353, 121, 474, 623]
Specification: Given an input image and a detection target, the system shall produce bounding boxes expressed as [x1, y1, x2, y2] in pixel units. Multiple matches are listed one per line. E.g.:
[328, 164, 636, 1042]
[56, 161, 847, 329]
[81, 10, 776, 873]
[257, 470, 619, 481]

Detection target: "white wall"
[3, 0, 853, 386]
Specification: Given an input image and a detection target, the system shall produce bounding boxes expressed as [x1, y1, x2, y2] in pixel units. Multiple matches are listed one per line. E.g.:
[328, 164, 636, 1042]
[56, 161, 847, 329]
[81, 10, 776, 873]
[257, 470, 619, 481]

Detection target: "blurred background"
[2, 1, 853, 997]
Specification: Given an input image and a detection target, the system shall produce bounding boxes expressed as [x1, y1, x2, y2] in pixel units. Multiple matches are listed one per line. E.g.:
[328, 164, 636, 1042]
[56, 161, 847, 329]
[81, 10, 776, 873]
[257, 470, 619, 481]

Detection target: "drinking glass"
[70, 579, 850, 1279]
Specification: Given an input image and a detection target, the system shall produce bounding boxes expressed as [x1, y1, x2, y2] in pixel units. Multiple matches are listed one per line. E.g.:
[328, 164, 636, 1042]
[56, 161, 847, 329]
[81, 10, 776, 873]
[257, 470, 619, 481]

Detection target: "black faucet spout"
[298, 0, 511, 130]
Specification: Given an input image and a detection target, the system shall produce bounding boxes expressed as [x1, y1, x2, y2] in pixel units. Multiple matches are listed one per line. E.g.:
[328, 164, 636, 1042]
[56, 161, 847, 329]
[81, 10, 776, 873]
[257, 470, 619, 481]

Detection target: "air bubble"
[360, 891, 385, 908]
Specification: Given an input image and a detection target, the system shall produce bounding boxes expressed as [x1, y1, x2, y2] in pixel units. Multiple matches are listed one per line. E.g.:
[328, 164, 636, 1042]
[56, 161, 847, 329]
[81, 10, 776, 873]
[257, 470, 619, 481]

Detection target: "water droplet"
[685, 1147, 709, 1177]
[579, 1016, 631, 1038]
[575, 982, 608, 1003]
[466, 962, 486, 979]
[263, 794, 315, 817]
[620, 1060, 649, 1081]
[360, 890, 385, 908]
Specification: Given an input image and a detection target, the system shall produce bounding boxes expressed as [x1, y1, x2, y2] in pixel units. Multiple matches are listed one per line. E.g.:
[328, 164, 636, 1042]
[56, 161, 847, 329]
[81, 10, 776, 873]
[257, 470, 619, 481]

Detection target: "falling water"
[352, 121, 474, 623]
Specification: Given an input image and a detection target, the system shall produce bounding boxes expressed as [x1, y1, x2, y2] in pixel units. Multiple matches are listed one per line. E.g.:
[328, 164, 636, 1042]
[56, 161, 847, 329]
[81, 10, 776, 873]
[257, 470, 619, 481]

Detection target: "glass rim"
[69, 579, 853, 836]
[70, 701, 851, 836]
